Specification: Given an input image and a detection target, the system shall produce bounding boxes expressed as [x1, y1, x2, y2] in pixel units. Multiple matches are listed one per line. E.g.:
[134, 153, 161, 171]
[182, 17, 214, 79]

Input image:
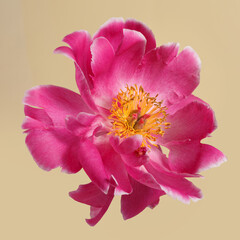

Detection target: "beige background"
[1, 0, 239, 239]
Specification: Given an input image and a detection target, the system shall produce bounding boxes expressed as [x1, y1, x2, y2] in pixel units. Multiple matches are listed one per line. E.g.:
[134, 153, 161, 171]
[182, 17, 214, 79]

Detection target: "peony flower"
[22, 18, 226, 226]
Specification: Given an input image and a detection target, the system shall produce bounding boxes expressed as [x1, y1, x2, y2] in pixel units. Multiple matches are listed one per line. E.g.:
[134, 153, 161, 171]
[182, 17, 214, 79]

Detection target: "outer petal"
[62, 30, 93, 87]
[145, 163, 202, 203]
[91, 29, 146, 108]
[134, 44, 201, 105]
[162, 98, 216, 144]
[23, 105, 53, 128]
[167, 140, 227, 174]
[97, 143, 132, 194]
[69, 182, 115, 226]
[124, 18, 156, 53]
[93, 17, 124, 52]
[121, 178, 165, 220]
[25, 127, 81, 172]
[77, 139, 109, 193]
[69, 182, 108, 207]
[125, 165, 162, 190]
[23, 85, 92, 126]
[197, 144, 227, 172]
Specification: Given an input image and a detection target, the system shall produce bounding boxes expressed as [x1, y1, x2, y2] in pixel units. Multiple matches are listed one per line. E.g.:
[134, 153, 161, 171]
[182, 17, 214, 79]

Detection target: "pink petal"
[23, 85, 92, 126]
[93, 17, 124, 52]
[124, 18, 156, 53]
[77, 139, 109, 193]
[145, 163, 202, 203]
[69, 182, 108, 207]
[69, 182, 115, 226]
[62, 30, 93, 87]
[158, 42, 179, 64]
[110, 135, 143, 154]
[92, 29, 146, 108]
[86, 184, 115, 226]
[90, 37, 115, 77]
[121, 152, 149, 167]
[148, 145, 171, 172]
[98, 143, 132, 194]
[197, 144, 227, 172]
[125, 165, 162, 190]
[54, 46, 75, 61]
[134, 45, 201, 105]
[167, 141, 227, 174]
[121, 178, 165, 220]
[75, 64, 99, 113]
[167, 140, 201, 174]
[162, 99, 216, 144]
[23, 105, 53, 128]
[25, 127, 81, 172]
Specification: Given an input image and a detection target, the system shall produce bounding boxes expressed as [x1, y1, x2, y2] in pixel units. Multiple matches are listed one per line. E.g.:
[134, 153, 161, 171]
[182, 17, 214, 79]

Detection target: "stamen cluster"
[109, 85, 170, 147]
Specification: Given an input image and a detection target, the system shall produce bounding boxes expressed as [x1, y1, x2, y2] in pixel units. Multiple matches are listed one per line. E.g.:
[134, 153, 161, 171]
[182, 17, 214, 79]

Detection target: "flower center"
[108, 85, 170, 147]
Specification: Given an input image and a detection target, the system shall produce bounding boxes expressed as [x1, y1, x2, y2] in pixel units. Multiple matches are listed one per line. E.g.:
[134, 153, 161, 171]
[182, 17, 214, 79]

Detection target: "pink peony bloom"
[22, 18, 226, 226]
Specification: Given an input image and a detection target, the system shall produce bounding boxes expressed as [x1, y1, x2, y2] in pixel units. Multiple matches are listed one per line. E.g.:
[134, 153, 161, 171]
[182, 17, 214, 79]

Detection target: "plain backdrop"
[1, 0, 239, 239]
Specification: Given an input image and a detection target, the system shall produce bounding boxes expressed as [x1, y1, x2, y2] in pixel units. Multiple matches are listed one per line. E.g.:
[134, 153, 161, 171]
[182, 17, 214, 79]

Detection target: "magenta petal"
[92, 28, 146, 108]
[54, 46, 75, 61]
[69, 182, 108, 207]
[110, 135, 143, 154]
[134, 45, 200, 104]
[121, 179, 165, 220]
[86, 184, 115, 226]
[63, 30, 93, 86]
[23, 85, 92, 126]
[125, 165, 161, 190]
[91, 37, 115, 77]
[75, 64, 99, 113]
[93, 17, 124, 52]
[158, 42, 179, 64]
[124, 18, 156, 53]
[70, 182, 115, 226]
[78, 139, 109, 193]
[167, 140, 201, 174]
[24, 105, 53, 127]
[162, 99, 216, 143]
[197, 144, 227, 172]
[25, 128, 77, 171]
[145, 163, 202, 203]
[99, 144, 132, 194]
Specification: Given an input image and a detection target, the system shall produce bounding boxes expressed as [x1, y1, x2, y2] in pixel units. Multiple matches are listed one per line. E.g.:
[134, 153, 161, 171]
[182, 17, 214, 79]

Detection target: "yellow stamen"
[108, 85, 170, 147]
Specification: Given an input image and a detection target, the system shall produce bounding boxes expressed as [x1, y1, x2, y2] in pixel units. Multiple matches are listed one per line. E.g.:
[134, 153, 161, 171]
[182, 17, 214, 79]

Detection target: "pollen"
[108, 85, 170, 147]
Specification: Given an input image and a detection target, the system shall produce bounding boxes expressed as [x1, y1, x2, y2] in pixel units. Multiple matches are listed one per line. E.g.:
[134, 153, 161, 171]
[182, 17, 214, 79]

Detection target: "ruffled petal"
[134, 45, 201, 105]
[91, 37, 115, 77]
[97, 143, 132, 194]
[92, 29, 146, 108]
[23, 85, 92, 126]
[124, 18, 156, 53]
[69, 182, 115, 226]
[167, 140, 201, 174]
[121, 178, 165, 220]
[145, 163, 202, 203]
[77, 139, 109, 193]
[23, 105, 53, 128]
[197, 144, 227, 172]
[167, 140, 227, 174]
[110, 135, 143, 154]
[162, 97, 216, 144]
[93, 17, 124, 52]
[25, 127, 81, 172]
[62, 30, 93, 87]
[125, 165, 161, 190]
